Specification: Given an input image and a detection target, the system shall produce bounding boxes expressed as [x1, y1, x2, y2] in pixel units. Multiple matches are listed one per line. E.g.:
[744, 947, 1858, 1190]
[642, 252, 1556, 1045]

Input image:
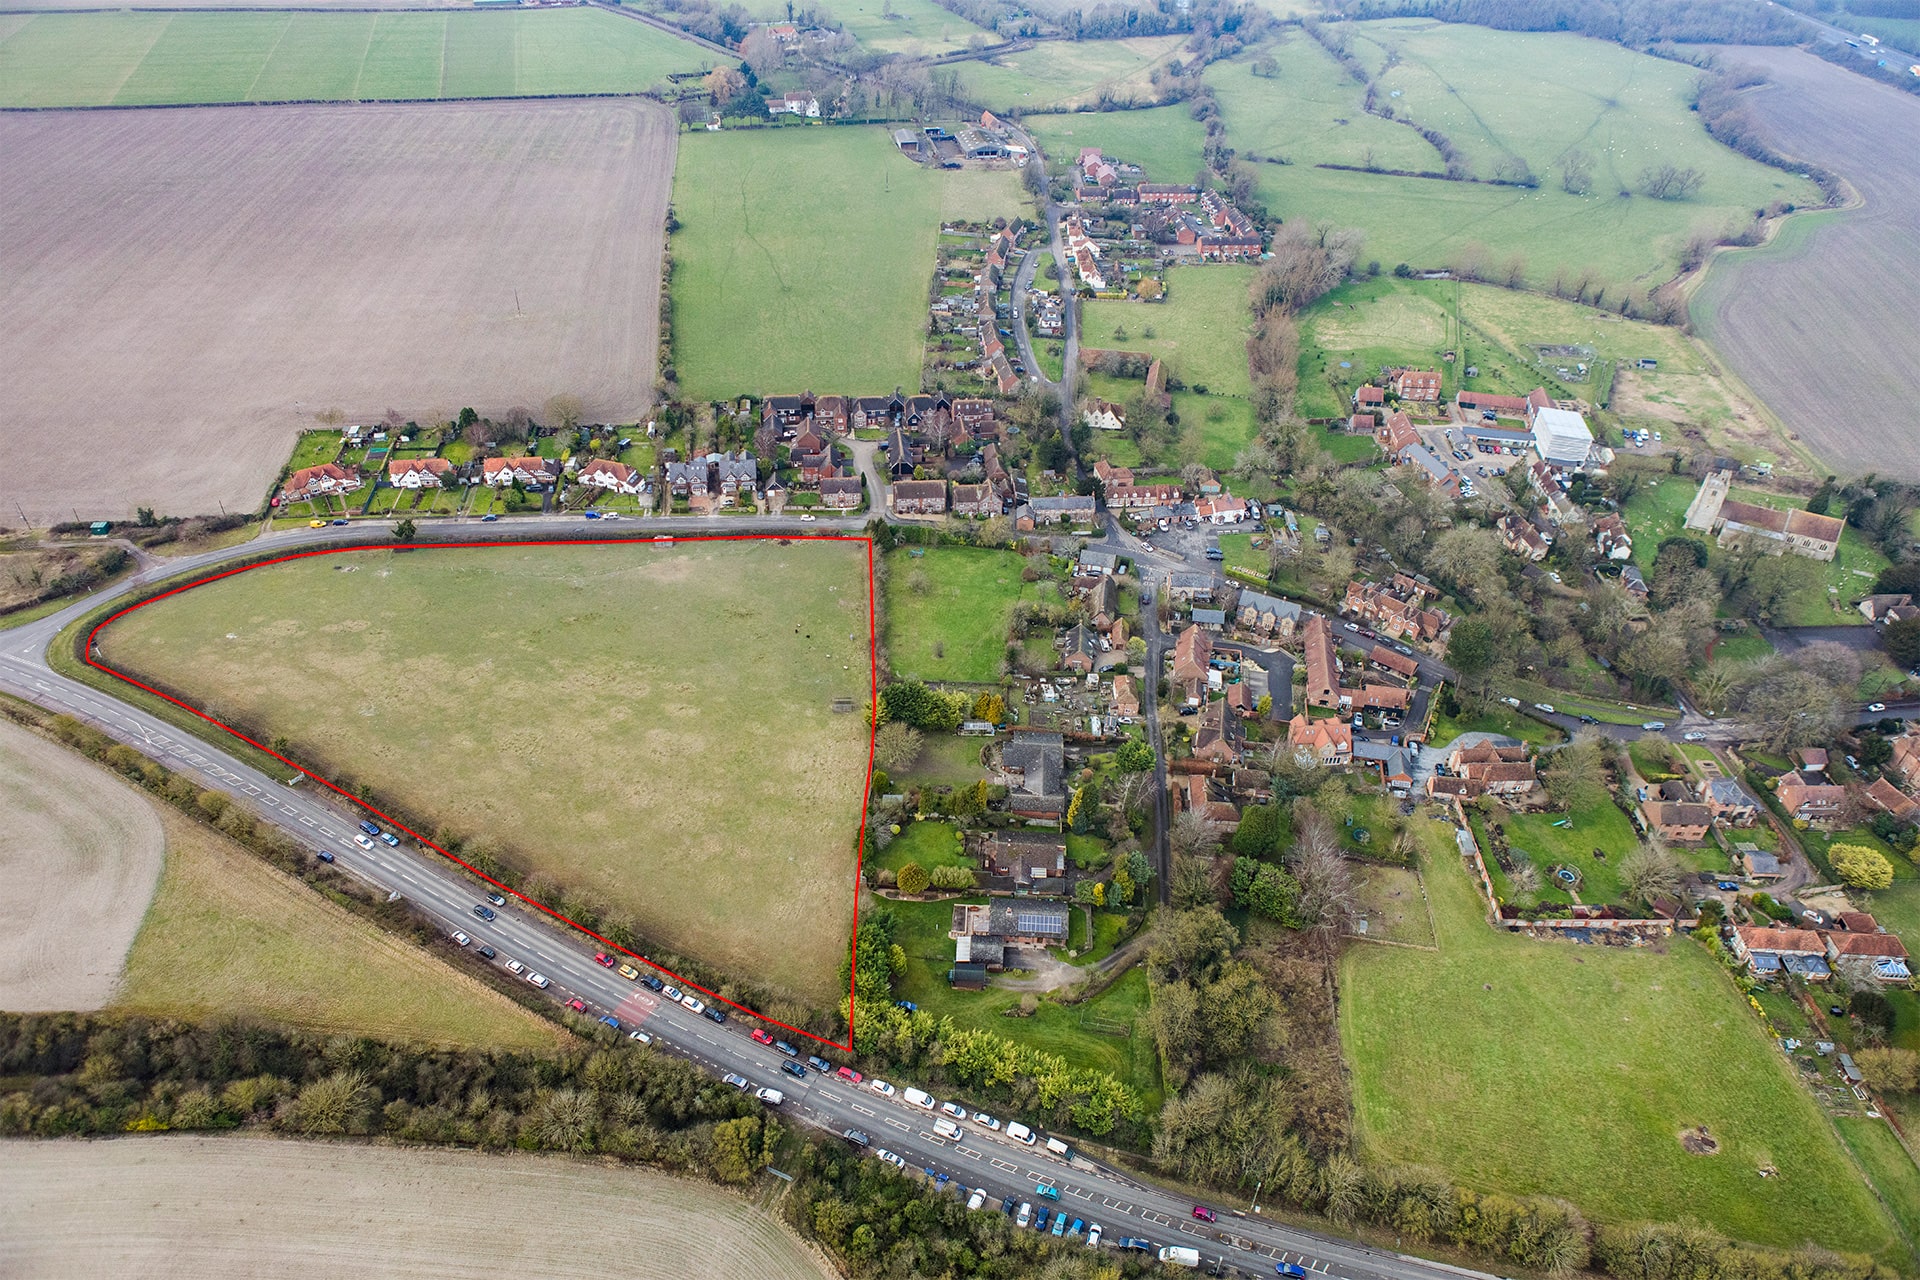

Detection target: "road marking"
[850, 1103, 876, 1117]
[954, 1145, 983, 1160]
[1142, 1212, 1172, 1225]
[990, 1159, 1019, 1172]
[884, 1118, 909, 1131]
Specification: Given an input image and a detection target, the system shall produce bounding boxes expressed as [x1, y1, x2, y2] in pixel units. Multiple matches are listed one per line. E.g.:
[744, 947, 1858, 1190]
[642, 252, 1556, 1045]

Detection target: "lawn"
[894, 732, 990, 789]
[1083, 266, 1255, 398]
[0, 9, 715, 107]
[1209, 22, 1822, 292]
[1341, 820, 1898, 1255]
[884, 546, 1053, 683]
[670, 128, 1025, 400]
[1835, 1117, 1920, 1255]
[957, 36, 1187, 111]
[1429, 701, 1562, 750]
[1026, 105, 1209, 188]
[1481, 792, 1642, 906]
[118, 805, 564, 1051]
[96, 541, 873, 1006]
[1351, 861, 1435, 947]
[872, 819, 972, 876]
[728, 0, 990, 55]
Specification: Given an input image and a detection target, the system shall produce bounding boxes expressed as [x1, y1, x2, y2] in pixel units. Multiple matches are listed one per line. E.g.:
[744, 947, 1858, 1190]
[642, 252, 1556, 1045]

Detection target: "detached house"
[820, 475, 864, 509]
[387, 457, 452, 489]
[1777, 772, 1848, 823]
[1191, 699, 1244, 766]
[482, 456, 559, 488]
[1593, 513, 1633, 561]
[983, 832, 1068, 890]
[1001, 731, 1066, 822]
[575, 458, 646, 496]
[1730, 925, 1831, 981]
[1172, 625, 1213, 697]
[1825, 930, 1912, 984]
[1704, 777, 1761, 827]
[1643, 800, 1713, 843]
[891, 479, 947, 516]
[1287, 714, 1352, 767]
[283, 463, 362, 501]
[1391, 369, 1442, 402]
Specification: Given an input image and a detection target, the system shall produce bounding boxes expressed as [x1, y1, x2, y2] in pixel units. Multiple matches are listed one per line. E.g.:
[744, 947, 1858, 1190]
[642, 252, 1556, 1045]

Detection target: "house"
[1093, 459, 1134, 488]
[1302, 615, 1340, 709]
[1738, 845, 1785, 881]
[1777, 772, 1848, 822]
[1001, 731, 1066, 821]
[386, 457, 452, 489]
[768, 90, 820, 117]
[1191, 699, 1244, 766]
[575, 458, 646, 496]
[1704, 777, 1761, 827]
[283, 463, 362, 500]
[1087, 577, 1121, 629]
[1287, 714, 1352, 767]
[1449, 744, 1536, 795]
[1859, 593, 1920, 625]
[1401, 444, 1462, 499]
[1234, 590, 1302, 638]
[1195, 496, 1250, 524]
[814, 395, 849, 435]
[1391, 369, 1442, 402]
[1177, 773, 1242, 828]
[1106, 483, 1183, 510]
[715, 452, 758, 505]
[1864, 777, 1920, 823]
[1795, 747, 1830, 774]
[1347, 683, 1411, 712]
[949, 482, 995, 518]
[1684, 469, 1842, 561]
[482, 456, 559, 487]
[1621, 564, 1650, 600]
[983, 832, 1068, 889]
[1078, 548, 1119, 579]
[1167, 572, 1214, 600]
[1112, 674, 1139, 717]
[1892, 732, 1920, 790]
[1729, 925, 1831, 980]
[1369, 645, 1419, 680]
[954, 900, 1070, 947]
[1593, 513, 1633, 561]
[1427, 775, 1481, 800]
[1643, 800, 1713, 842]
[1824, 930, 1912, 984]
[1019, 495, 1096, 528]
[891, 479, 947, 516]
[1354, 385, 1385, 410]
[1083, 399, 1126, 433]
[1354, 740, 1415, 791]
[1344, 579, 1451, 644]
[820, 475, 864, 509]
[1137, 183, 1200, 203]
[1497, 514, 1551, 561]
[1061, 622, 1102, 672]
[1172, 624, 1214, 694]
[1375, 411, 1420, 460]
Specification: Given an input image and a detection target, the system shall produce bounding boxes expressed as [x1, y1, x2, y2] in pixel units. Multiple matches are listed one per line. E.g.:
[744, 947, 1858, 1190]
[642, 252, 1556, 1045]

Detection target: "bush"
[928, 864, 976, 890]
[897, 862, 931, 895]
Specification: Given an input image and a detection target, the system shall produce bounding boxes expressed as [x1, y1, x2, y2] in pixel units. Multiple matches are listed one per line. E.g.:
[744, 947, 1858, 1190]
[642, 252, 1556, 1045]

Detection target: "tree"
[971, 691, 1005, 724]
[1832, 842, 1895, 891]
[1618, 844, 1683, 905]
[1170, 811, 1220, 859]
[1640, 164, 1705, 200]
[1291, 809, 1355, 930]
[1559, 148, 1595, 194]
[873, 722, 924, 773]
[1886, 616, 1920, 671]
[1444, 616, 1501, 700]
[1115, 739, 1154, 772]
[896, 862, 931, 895]
[1858, 1047, 1920, 1094]
[544, 393, 584, 433]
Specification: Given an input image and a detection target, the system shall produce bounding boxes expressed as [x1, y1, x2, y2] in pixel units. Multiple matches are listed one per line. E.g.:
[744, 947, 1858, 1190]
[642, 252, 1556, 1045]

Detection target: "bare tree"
[1558, 148, 1594, 195]
[544, 394, 584, 433]
[1640, 164, 1705, 201]
[1170, 811, 1220, 859]
[1291, 808, 1356, 931]
[873, 722, 924, 773]
[1619, 844, 1683, 905]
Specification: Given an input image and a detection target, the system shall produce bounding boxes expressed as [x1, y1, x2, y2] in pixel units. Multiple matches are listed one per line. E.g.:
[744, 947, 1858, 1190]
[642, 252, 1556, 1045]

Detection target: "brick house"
[1172, 624, 1213, 697]
[1729, 925, 1831, 980]
[1178, 773, 1242, 828]
[891, 479, 947, 516]
[1235, 590, 1303, 638]
[1302, 615, 1340, 709]
[950, 483, 997, 517]
[1824, 930, 1912, 984]
[1111, 674, 1139, 717]
[1001, 731, 1066, 822]
[1191, 699, 1244, 766]
[1704, 777, 1760, 827]
[1777, 773, 1848, 822]
[983, 832, 1068, 889]
[1643, 800, 1713, 842]
[482, 457, 558, 487]
[1287, 714, 1352, 767]
[820, 476, 864, 509]
[1391, 369, 1442, 402]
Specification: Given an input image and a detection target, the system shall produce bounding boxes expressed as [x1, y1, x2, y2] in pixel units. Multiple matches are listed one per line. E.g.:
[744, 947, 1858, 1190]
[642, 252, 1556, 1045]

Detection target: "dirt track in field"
[0, 1135, 836, 1279]
[1693, 48, 1920, 479]
[0, 100, 673, 523]
[0, 716, 163, 1011]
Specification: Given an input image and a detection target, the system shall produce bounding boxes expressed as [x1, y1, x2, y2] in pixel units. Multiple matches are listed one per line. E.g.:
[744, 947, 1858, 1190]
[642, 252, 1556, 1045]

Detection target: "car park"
[781, 1061, 808, 1080]
[752, 1028, 774, 1045]
[471, 904, 495, 921]
[354, 834, 375, 850]
[526, 973, 549, 989]
[755, 1087, 783, 1105]
[628, 1030, 652, 1045]
[617, 963, 640, 981]
[875, 1149, 907, 1170]
[869, 1079, 896, 1097]
[723, 1073, 749, 1090]
[450, 931, 470, 947]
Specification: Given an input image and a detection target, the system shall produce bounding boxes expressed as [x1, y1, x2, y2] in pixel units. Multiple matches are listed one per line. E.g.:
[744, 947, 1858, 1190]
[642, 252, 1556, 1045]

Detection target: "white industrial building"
[1529, 406, 1593, 466]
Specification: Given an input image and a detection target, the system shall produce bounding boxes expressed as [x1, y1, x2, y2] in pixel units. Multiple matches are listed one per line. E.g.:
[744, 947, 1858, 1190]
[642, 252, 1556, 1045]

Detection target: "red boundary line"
[84, 535, 879, 1052]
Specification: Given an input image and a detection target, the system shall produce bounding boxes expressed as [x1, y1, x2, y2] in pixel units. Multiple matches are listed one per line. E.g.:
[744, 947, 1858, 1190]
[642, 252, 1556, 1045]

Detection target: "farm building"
[1529, 406, 1594, 466]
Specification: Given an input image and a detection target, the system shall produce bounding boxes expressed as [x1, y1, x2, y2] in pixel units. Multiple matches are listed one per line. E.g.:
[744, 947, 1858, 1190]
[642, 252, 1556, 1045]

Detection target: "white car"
[755, 1087, 784, 1105]
[1683, 731, 1708, 742]
[450, 930, 471, 947]
[680, 994, 706, 1014]
[1534, 703, 1556, 715]
[504, 959, 526, 976]
[799, 513, 816, 522]
[1086, 1223, 1103, 1248]
[940, 1101, 968, 1120]
[526, 972, 550, 989]
[869, 1079, 897, 1098]
[874, 1149, 908, 1169]
[724, 1073, 750, 1090]
[1869, 702, 1888, 713]
[662, 985, 682, 1002]
[629, 1030, 654, 1045]
[353, 833, 375, 849]
[971, 1112, 1001, 1130]
[601, 512, 621, 521]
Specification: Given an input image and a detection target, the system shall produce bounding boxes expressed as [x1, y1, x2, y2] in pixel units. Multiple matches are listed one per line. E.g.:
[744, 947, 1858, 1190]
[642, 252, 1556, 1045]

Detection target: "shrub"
[896, 862, 930, 895]
[1830, 842, 1895, 891]
[928, 864, 976, 890]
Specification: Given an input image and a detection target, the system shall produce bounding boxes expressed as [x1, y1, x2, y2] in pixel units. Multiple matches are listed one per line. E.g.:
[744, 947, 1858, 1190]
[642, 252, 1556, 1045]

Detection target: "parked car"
[628, 1030, 652, 1045]
[331, 519, 348, 526]
[723, 1073, 750, 1090]
[662, 985, 682, 1002]
[940, 1101, 968, 1120]
[875, 1149, 907, 1170]
[781, 1061, 808, 1080]
[504, 959, 526, 976]
[842, 1129, 871, 1147]
[617, 963, 640, 981]
[1086, 1223, 1103, 1248]
[378, 831, 399, 846]
[1115, 1237, 1154, 1253]
[1870, 702, 1888, 713]
[354, 834, 375, 850]
[755, 1087, 783, 1105]
[1035, 1183, 1060, 1200]
[1641, 720, 1667, 731]
[1191, 1205, 1217, 1223]
[807, 1055, 833, 1074]
[972, 1112, 1000, 1130]
[475, 945, 496, 960]
[704, 1005, 727, 1024]
[1277, 1264, 1310, 1277]
[594, 953, 615, 968]
[1533, 703, 1556, 715]
[775, 1040, 799, 1057]
[1016, 1203, 1033, 1229]
[598, 1015, 620, 1031]
[314, 850, 334, 863]
[485, 892, 507, 907]
[752, 1028, 774, 1046]
[1052, 1214, 1068, 1237]
[640, 975, 664, 992]
[480, 513, 499, 522]
[358, 820, 381, 836]
[837, 1066, 865, 1084]
[869, 1079, 896, 1097]
[566, 999, 586, 1013]
[679, 995, 706, 1015]
[967, 1189, 987, 1212]
[583, 510, 601, 520]
[526, 973, 549, 989]
[450, 931, 470, 947]
[1683, 731, 1708, 741]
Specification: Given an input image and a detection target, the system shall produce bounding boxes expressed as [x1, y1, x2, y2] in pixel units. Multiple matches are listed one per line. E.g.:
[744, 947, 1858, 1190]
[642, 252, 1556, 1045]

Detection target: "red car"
[751, 1028, 775, 1046]
[837, 1066, 865, 1084]
[1192, 1206, 1217, 1223]
[566, 999, 587, 1013]
[593, 953, 615, 968]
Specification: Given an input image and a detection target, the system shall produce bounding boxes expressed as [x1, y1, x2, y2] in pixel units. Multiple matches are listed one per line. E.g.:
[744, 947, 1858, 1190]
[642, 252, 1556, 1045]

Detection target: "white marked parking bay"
[990, 1159, 1019, 1172]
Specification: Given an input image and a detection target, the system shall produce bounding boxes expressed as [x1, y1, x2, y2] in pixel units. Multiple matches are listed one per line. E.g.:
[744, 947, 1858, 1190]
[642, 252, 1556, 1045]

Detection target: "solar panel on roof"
[1016, 909, 1066, 936]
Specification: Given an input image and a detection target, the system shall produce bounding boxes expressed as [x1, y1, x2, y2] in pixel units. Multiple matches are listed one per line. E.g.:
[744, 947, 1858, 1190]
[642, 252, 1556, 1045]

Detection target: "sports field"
[956, 36, 1186, 111]
[669, 128, 1026, 400]
[0, 9, 713, 107]
[97, 541, 875, 1005]
[1340, 822, 1896, 1254]
[119, 804, 563, 1050]
[1206, 23, 1822, 291]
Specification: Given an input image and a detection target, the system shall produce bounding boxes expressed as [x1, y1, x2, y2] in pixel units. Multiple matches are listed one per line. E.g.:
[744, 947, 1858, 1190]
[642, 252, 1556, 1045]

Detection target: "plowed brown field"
[0, 1136, 835, 1279]
[0, 99, 673, 523]
[1691, 48, 1920, 478]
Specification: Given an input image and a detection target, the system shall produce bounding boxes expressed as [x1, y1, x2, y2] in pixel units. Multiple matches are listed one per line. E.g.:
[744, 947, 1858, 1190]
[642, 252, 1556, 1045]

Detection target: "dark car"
[842, 1128, 871, 1147]
[782, 1061, 808, 1080]
[1115, 1238, 1154, 1253]
[704, 1005, 728, 1024]
[472, 904, 495, 921]
[1578, 714, 1599, 725]
[331, 519, 348, 526]
[475, 945, 496, 960]
[808, 1055, 833, 1073]
[358, 819, 381, 837]
[1278, 1265, 1309, 1278]
[314, 850, 335, 863]
[480, 513, 499, 522]
[1033, 1210, 1051, 1233]
[640, 975, 665, 992]
[774, 1040, 800, 1057]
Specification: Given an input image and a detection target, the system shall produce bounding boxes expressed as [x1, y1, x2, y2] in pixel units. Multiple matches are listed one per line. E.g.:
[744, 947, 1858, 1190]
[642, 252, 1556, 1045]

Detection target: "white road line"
[990, 1159, 1018, 1172]
[884, 1118, 909, 1131]
[850, 1103, 875, 1117]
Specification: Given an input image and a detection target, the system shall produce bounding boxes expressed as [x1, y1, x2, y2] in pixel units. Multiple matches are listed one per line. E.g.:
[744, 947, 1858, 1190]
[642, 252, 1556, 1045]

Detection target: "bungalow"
[950, 483, 996, 518]
[983, 832, 1068, 889]
[1391, 369, 1442, 402]
[1001, 731, 1066, 821]
[1740, 847, 1786, 881]
[482, 456, 559, 487]
[1777, 772, 1847, 822]
[1824, 930, 1911, 984]
[1235, 589, 1302, 638]
[1704, 777, 1761, 827]
[1643, 800, 1713, 843]
[283, 463, 362, 501]
[1354, 740, 1414, 791]
[891, 479, 947, 516]
[953, 900, 1070, 947]
[1354, 385, 1385, 410]
[1287, 713, 1352, 767]
[1426, 775, 1481, 801]
[1730, 925, 1831, 981]
[575, 458, 646, 496]
[820, 475, 864, 509]
[1112, 674, 1140, 717]
[387, 457, 452, 489]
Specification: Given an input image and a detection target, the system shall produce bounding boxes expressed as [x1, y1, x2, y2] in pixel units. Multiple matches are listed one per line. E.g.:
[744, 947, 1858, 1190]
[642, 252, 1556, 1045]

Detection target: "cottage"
[1177, 773, 1242, 827]
[1061, 622, 1102, 672]
[1087, 577, 1122, 630]
[386, 457, 453, 489]
[1826, 929, 1912, 983]
[1592, 513, 1633, 561]
[1167, 572, 1214, 600]
[1391, 369, 1442, 402]
[1020, 495, 1096, 528]
[1864, 777, 1920, 823]
[1195, 496, 1249, 524]
[1083, 399, 1126, 433]
[1375, 411, 1421, 460]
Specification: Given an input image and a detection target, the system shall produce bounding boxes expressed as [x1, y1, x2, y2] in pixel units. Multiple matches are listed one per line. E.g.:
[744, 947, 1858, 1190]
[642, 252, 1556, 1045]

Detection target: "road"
[0, 513, 1504, 1280]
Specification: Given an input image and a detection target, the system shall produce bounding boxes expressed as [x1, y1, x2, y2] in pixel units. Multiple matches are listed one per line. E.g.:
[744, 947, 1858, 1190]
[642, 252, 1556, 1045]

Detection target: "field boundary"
[82, 535, 880, 1050]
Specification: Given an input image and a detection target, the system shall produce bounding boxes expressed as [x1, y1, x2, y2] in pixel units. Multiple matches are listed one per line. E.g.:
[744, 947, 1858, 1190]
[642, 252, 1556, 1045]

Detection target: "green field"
[670, 129, 1026, 400]
[884, 546, 1054, 683]
[956, 36, 1187, 111]
[0, 9, 713, 107]
[120, 804, 564, 1051]
[1084, 266, 1255, 398]
[1208, 22, 1821, 292]
[97, 542, 872, 1005]
[723, 0, 990, 55]
[1027, 105, 1209, 188]
[1341, 821, 1897, 1254]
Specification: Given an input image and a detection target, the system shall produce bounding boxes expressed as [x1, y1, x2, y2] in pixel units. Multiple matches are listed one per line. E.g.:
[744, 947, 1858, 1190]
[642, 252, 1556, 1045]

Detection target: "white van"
[933, 1117, 963, 1141]
[903, 1087, 937, 1110]
[1006, 1122, 1036, 1145]
[1044, 1137, 1070, 1159]
[1159, 1245, 1201, 1267]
